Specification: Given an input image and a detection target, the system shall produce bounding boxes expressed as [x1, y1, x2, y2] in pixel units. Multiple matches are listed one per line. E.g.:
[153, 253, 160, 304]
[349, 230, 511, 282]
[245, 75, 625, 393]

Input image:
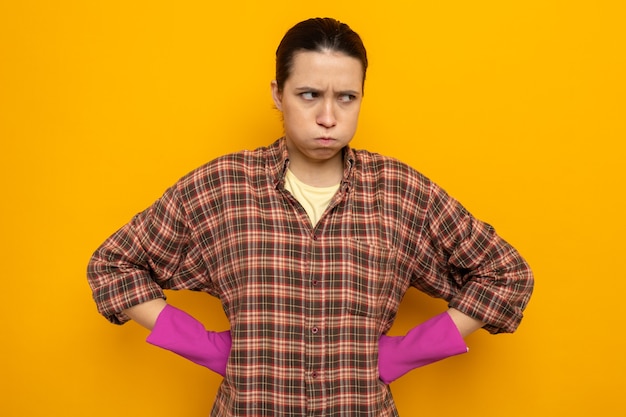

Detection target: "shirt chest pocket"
[338, 239, 393, 318]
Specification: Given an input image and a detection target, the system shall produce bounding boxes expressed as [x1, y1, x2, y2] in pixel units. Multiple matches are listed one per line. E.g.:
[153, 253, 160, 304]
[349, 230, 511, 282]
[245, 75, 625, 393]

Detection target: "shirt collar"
[268, 137, 355, 191]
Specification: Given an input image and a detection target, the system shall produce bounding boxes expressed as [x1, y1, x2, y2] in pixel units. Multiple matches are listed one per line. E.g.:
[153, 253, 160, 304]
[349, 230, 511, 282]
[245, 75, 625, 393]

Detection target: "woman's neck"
[287, 154, 343, 187]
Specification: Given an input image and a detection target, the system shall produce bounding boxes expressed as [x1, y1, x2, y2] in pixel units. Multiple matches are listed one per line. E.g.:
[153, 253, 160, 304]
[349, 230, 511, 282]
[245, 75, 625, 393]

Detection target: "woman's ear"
[270, 80, 282, 111]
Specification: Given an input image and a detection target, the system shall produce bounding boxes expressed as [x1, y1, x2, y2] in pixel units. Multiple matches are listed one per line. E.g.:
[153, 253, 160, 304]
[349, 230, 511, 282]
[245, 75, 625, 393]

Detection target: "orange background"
[1, 1, 625, 416]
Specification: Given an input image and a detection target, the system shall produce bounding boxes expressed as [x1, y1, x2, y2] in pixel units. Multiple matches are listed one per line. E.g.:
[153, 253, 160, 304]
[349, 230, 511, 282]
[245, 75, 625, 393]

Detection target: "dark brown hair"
[275, 18, 368, 92]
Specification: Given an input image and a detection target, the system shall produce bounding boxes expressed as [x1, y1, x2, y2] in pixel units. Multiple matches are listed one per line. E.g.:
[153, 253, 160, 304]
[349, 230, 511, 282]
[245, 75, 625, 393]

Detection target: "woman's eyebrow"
[338, 89, 361, 96]
[294, 86, 320, 91]
[294, 86, 360, 95]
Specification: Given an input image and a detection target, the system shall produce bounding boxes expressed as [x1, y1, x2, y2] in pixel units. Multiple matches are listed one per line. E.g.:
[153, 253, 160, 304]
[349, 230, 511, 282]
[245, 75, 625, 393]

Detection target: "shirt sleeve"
[411, 181, 534, 334]
[87, 183, 203, 324]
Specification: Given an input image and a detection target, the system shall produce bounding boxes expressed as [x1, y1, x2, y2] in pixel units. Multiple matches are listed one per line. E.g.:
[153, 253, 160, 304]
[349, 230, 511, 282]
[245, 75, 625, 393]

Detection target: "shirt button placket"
[306, 231, 324, 414]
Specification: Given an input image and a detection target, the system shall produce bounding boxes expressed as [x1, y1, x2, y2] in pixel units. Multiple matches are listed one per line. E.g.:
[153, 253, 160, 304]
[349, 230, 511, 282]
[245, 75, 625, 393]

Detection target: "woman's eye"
[300, 92, 317, 100]
[338, 94, 356, 103]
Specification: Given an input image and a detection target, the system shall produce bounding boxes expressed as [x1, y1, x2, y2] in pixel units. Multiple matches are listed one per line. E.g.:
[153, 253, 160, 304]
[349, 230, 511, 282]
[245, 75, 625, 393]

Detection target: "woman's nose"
[316, 100, 337, 128]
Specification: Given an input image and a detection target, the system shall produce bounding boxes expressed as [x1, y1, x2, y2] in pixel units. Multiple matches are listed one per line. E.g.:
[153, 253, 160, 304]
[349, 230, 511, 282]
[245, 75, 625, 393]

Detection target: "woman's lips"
[316, 137, 336, 145]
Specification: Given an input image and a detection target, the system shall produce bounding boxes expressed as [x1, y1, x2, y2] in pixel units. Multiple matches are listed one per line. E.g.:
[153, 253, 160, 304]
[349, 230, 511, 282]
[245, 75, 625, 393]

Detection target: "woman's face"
[271, 50, 364, 170]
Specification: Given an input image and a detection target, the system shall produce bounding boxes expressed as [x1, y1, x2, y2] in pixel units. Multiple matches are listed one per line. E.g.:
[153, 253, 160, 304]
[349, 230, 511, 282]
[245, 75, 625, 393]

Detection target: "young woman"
[88, 17, 533, 416]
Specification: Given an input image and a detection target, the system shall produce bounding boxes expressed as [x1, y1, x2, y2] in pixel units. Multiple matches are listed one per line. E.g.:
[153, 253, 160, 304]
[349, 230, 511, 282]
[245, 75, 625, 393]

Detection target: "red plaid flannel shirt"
[88, 138, 533, 416]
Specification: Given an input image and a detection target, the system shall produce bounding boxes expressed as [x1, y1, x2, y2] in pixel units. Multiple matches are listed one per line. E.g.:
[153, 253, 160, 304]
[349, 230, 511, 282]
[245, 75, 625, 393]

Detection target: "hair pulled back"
[275, 18, 368, 92]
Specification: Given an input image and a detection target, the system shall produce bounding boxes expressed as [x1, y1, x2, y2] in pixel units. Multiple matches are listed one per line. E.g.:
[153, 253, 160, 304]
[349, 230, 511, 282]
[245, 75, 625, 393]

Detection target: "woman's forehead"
[287, 50, 364, 88]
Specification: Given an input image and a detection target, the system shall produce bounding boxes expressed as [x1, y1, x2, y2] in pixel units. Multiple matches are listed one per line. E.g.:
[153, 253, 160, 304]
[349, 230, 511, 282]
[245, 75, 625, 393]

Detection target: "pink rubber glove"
[378, 311, 468, 384]
[146, 304, 231, 376]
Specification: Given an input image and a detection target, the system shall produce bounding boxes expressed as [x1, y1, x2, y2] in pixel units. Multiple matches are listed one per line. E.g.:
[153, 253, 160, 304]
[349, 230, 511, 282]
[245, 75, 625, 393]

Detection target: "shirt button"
[311, 326, 319, 334]
[312, 234, 318, 240]
[312, 280, 319, 286]
[311, 371, 319, 378]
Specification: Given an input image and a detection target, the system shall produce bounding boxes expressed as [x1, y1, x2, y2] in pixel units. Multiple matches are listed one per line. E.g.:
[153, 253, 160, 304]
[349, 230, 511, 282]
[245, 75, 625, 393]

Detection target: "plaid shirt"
[88, 138, 533, 416]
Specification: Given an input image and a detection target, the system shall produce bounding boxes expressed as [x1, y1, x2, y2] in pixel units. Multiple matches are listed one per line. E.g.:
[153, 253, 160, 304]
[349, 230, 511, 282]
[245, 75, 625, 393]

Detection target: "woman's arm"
[419, 180, 534, 334]
[122, 299, 232, 376]
[123, 298, 168, 331]
[447, 307, 485, 337]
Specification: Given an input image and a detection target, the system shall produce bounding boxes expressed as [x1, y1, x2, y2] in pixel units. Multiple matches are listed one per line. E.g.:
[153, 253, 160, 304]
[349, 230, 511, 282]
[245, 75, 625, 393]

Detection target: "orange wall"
[1, 1, 625, 416]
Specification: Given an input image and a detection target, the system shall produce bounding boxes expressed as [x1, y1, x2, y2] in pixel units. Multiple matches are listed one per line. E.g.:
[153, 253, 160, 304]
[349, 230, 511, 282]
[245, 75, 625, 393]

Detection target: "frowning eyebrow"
[294, 86, 361, 96]
[294, 86, 319, 93]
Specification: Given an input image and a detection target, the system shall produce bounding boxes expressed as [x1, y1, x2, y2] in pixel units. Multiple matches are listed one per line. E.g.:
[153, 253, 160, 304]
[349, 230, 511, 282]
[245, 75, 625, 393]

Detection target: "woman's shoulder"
[181, 142, 275, 181]
[351, 147, 432, 186]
